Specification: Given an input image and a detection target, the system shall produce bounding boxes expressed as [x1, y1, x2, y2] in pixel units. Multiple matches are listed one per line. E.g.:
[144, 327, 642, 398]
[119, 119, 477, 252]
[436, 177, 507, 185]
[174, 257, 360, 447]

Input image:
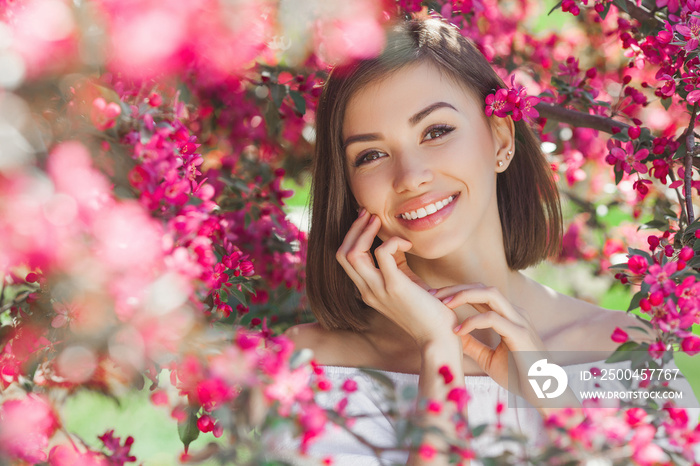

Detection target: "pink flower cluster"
[484, 77, 540, 123]
[618, 236, 700, 358]
[169, 329, 329, 453]
[546, 400, 700, 465]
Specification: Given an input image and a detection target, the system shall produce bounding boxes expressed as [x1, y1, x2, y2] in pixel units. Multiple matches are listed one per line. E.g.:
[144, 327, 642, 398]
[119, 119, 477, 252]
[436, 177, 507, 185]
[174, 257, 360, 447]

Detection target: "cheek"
[349, 177, 383, 210]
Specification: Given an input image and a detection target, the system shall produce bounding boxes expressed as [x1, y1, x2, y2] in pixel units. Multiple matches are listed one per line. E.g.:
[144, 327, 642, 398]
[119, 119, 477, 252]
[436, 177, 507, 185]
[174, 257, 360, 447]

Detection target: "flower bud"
[679, 246, 694, 262]
[647, 235, 660, 251]
[649, 291, 664, 306]
[628, 255, 648, 275]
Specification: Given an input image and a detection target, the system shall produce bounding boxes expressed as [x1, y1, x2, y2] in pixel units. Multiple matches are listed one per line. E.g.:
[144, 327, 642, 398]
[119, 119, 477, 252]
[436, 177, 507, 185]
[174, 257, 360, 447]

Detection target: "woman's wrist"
[417, 331, 462, 358]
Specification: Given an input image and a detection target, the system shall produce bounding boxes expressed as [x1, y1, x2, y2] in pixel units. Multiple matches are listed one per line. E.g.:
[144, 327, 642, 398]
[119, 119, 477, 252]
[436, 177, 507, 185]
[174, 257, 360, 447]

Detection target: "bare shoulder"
[284, 322, 371, 367]
[544, 291, 655, 354]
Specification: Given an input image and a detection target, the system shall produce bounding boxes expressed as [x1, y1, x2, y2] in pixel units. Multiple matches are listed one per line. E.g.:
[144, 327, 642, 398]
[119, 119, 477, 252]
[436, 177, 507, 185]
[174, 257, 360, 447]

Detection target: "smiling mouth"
[399, 194, 457, 220]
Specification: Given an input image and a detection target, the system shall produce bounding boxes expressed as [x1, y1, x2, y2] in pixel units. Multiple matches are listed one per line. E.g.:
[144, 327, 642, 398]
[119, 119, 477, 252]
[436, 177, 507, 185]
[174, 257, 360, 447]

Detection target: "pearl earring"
[498, 161, 504, 167]
[506, 150, 513, 160]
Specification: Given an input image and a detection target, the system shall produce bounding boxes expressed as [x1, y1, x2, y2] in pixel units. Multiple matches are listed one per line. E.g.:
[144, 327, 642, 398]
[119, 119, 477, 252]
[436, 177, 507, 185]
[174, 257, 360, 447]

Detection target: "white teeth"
[400, 195, 455, 221]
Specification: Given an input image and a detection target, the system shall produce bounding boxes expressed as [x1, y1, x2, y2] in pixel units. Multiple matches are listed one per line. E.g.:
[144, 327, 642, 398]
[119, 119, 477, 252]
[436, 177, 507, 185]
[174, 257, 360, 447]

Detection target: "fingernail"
[453, 324, 462, 333]
[358, 208, 366, 217]
[442, 295, 454, 304]
[428, 288, 437, 295]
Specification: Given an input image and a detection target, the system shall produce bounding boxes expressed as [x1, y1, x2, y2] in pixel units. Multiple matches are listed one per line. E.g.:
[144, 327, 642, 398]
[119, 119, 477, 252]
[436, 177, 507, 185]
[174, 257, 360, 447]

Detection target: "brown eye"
[423, 125, 455, 141]
[354, 150, 386, 167]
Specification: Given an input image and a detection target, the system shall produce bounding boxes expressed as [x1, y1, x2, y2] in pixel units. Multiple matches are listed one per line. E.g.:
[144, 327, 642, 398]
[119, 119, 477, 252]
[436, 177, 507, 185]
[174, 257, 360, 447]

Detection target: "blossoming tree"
[1, 0, 700, 464]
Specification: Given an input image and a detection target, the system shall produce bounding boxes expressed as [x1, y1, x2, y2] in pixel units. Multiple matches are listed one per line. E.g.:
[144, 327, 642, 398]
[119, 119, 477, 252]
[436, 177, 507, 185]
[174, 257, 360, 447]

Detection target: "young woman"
[281, 17, 684, 466]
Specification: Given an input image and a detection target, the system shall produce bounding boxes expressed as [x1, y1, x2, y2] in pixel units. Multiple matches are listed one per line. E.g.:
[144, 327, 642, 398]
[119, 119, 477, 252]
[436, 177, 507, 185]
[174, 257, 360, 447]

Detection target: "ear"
[489, 115, 515, 173]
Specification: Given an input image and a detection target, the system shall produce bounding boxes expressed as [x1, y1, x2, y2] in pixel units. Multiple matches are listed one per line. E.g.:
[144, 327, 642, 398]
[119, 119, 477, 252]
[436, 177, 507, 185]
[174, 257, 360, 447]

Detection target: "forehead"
[342, 62, 480, 136]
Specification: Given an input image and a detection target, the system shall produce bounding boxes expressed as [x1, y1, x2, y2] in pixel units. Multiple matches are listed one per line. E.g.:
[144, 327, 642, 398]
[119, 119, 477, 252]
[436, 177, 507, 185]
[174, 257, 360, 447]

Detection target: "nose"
[392, 153, 433, 193]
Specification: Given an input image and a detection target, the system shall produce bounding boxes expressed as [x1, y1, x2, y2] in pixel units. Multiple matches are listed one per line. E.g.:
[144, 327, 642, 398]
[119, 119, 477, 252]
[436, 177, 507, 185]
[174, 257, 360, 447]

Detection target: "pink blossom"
[611, 327, 628, 343]
[438, 365, 454, 384]
[681, 335, 700, 356]
[97, 430, 136, 465]
[648, 340, 668, 359]
[48, 444, 109, 466]
[264, 367, 313, 416]
[418, 443, 438, 460]
[91, 97, 121, 131]
[446, 387, 470, 411]
[315, 16, 386, 66]
[628, 255, 648, 275]
[630, 424, 667, 465]
[485, 88, 515, 118]
[675, 17, 700, 51]
[605, 140, 649, 175]
[677, 275, 700, 314]
[0, 395, 58, 464]
[341, 379, 358, 393]
[197, 414, 216, 433]
[299, 403, 327, 453]
[644, 261, 679, 296]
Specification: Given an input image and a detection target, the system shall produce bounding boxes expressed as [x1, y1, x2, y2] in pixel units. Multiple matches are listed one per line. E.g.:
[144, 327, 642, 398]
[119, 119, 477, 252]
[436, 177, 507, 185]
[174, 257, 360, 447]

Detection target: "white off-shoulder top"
[265, 359, 700, 465]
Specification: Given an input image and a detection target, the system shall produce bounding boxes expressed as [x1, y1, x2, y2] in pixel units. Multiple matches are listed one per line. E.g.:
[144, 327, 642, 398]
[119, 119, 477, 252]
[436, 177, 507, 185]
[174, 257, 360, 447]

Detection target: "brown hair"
[306, 18, 562, 332]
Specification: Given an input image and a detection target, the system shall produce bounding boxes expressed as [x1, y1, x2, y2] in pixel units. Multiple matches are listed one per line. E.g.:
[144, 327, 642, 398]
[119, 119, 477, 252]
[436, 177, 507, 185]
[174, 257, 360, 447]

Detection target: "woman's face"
[342, 62, 512, 259]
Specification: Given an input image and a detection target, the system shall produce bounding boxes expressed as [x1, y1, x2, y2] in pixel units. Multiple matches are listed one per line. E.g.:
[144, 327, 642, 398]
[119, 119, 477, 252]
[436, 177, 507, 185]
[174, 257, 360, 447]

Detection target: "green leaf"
[640, 219, 669, 230]
[674, 141, 687, 160]
[661, 97, 672, 110]
[599, 1, 612, 19]
[615, 340, 641, 352]
[178, 407, 200, 452]
[229, 287, 248, 306]
[612, 131, 630, 142]
[628, 290, 644, 311]
[612, 0, 629, 13]
[270, 83, 286, 109]
[628, 247, 652, 262]
[687, 256, 700, 268]
[547, 1, 564, 15]
[615, 167, 624, 185]
[472, 423, 488, 437]
[288, 91, 306, 116]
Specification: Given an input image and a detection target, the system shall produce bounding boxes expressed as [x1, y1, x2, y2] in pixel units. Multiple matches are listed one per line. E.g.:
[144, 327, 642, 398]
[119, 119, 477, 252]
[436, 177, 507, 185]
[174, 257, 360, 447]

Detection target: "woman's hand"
[335, 210, 457, 348]
[434, 284, 580, 412]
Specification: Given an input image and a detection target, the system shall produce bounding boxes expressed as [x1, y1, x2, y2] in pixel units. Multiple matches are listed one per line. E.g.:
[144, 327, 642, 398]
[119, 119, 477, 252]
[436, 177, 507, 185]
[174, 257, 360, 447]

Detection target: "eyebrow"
[343, 101, 457, 149]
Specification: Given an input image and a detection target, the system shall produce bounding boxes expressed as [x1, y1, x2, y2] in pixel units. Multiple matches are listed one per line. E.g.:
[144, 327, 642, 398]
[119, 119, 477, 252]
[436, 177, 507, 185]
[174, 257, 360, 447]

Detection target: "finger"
[336, 213, 381, 298]
[454, 311, 521, 342]
[336, 209, 372, 258]
[374, 236, 413, 286]
[342, 215, 385, 292]
[442, 287, 526, 325]
[459, 333, 494, 371]
[432, 283, 486, 300]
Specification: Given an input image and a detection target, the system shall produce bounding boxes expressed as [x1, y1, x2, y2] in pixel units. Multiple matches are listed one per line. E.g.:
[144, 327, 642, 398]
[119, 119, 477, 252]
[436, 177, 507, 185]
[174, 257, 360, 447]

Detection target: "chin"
[407, 242, 457, 261]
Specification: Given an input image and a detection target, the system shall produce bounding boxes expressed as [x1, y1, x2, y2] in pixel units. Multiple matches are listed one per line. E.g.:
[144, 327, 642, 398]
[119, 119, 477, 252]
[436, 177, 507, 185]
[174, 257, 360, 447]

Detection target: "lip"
[395, 192, 460, 231]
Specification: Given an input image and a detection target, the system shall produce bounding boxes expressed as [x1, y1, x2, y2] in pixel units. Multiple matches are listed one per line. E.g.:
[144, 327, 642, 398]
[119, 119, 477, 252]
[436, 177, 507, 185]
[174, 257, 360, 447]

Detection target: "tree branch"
[535, 102, 630, 134]
[623, 0, 663, 28]
[536, 102, 700, 170]
[685, 104, 697, 225]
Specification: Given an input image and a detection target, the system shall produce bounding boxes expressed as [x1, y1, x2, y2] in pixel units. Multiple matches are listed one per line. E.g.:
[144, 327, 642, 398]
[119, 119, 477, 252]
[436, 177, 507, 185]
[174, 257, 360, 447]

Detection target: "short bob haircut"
[307, 18, 562, 332]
